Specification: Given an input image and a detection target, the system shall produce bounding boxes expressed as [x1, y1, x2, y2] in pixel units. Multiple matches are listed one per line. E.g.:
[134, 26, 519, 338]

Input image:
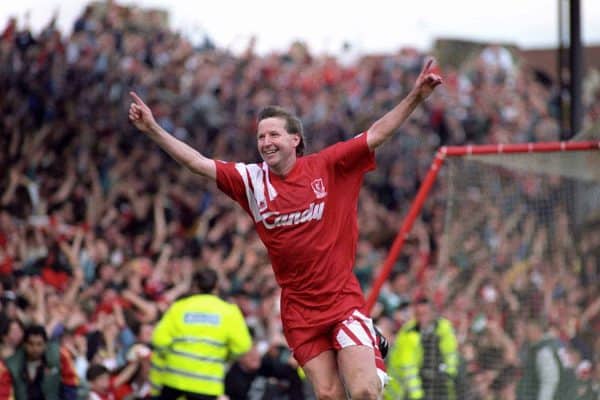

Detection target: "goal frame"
[365, 140, 600, 312]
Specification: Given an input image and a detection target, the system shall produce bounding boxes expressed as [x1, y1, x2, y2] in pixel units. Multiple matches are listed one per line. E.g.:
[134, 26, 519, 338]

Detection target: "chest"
[252, 167, 332, 232]
[266, 169, 330, 212]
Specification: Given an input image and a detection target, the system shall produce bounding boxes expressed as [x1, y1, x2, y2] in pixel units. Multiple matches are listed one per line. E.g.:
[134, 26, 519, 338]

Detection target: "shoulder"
[216, 160, 267, 190]
[162, 296, 189, 316]
[217, 160, 263, 174]
[536, 346, 559, 367]
[5, 348, 24, 364]
[4, 350, 23, 377]
[209, 295, 241, 313]
[170, 294, 202, 311]
[205, 296, 244, 320]
[215, 159, 249, 183]
[45, 341, 62, 363]
[179, 294, 236, 311]
[437, 318, 454, 331]
[398, 320, 418, 335]
[317, 132, 375, 170]
[319, 133, 368, 153]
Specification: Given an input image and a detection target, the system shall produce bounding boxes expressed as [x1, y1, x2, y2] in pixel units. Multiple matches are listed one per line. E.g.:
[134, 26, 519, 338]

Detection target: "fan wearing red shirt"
[128, 59, 442, 399]
[87, 364, 116, 400]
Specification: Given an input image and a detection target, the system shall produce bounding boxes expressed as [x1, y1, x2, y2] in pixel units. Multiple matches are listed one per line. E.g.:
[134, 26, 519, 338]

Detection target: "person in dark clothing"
[516, 318, 575, 400]
[226, 341, 305, 400]
[2, 324, 79, 400]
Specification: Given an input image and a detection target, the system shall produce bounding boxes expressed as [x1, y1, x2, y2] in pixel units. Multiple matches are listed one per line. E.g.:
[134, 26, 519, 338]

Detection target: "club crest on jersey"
[258, 199, 267, 211]
[311, 178, 327, 199]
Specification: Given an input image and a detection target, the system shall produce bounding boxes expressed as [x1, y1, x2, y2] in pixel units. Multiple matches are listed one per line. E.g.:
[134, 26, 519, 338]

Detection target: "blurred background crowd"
[1, 1, 599, 398]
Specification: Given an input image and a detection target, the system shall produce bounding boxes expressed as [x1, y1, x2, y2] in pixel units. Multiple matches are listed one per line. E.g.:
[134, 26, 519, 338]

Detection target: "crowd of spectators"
[1, 1, 599, 398]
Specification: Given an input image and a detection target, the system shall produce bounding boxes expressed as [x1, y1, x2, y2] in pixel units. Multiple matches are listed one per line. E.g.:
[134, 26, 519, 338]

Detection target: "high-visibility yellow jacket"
[150, 294, 252, 396]
[384, 318, 458, 400]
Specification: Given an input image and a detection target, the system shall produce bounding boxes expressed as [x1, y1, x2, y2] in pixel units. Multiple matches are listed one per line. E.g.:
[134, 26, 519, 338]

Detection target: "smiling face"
[257, 117, 300, 176]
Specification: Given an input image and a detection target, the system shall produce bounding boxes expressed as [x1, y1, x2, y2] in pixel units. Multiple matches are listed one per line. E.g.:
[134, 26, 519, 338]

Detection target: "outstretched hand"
[413, 58, 443, 101]
[128, 91, 157, 134]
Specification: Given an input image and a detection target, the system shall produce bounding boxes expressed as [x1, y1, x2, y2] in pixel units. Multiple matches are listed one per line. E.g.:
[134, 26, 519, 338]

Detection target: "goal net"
[436, 143, 600, 399]
[369, 141, 600, 400]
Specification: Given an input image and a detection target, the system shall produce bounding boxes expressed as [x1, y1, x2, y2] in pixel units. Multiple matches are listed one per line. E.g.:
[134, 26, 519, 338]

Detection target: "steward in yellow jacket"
[150, 267, 252, 399]
[385, 294, 458, 400]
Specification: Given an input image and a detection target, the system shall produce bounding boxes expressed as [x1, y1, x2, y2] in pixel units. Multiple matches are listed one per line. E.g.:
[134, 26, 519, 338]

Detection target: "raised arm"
[366, 59, 442, 150]
[128, 92, 217, 179]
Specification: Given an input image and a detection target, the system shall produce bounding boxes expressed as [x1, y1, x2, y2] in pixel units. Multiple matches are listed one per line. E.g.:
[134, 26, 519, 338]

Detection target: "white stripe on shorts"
[334, 310, 389, 392]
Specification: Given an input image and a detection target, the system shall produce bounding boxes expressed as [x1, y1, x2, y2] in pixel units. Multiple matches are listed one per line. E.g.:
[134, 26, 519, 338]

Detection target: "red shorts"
[283, 309, 386, 377]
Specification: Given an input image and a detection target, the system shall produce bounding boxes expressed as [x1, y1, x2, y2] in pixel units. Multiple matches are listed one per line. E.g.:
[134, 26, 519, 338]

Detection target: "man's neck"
[270, 156, 297, 177]
[417, 319, 435, 333]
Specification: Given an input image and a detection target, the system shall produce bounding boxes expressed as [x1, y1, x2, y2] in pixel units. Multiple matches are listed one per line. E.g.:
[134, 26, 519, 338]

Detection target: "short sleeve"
[216, 160, 247, 205]
[319, 132, 376, 176]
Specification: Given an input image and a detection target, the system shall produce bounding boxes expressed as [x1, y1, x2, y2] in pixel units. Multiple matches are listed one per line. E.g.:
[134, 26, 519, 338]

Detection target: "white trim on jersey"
[262, 162, 278, 201]
[234, 162, 278, 222]
[234, 163, 261, 222]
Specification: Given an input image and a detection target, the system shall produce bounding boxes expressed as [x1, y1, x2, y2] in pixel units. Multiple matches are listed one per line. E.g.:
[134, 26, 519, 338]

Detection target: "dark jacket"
[4, 341, 79, 400]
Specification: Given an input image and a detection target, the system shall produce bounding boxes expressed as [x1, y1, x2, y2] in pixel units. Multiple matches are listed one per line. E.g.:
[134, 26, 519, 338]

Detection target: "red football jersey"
[217, 133, 375, 329]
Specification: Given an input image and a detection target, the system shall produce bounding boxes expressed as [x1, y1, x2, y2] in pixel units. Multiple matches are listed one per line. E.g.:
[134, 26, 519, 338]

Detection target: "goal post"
[366, 140, 600, 312]
[368, 140, 600, 397]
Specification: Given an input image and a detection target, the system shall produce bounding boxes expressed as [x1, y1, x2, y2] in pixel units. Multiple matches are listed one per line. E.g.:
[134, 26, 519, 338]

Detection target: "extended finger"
[129, 91, 145, 106]
[421, 58, 433, 75]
